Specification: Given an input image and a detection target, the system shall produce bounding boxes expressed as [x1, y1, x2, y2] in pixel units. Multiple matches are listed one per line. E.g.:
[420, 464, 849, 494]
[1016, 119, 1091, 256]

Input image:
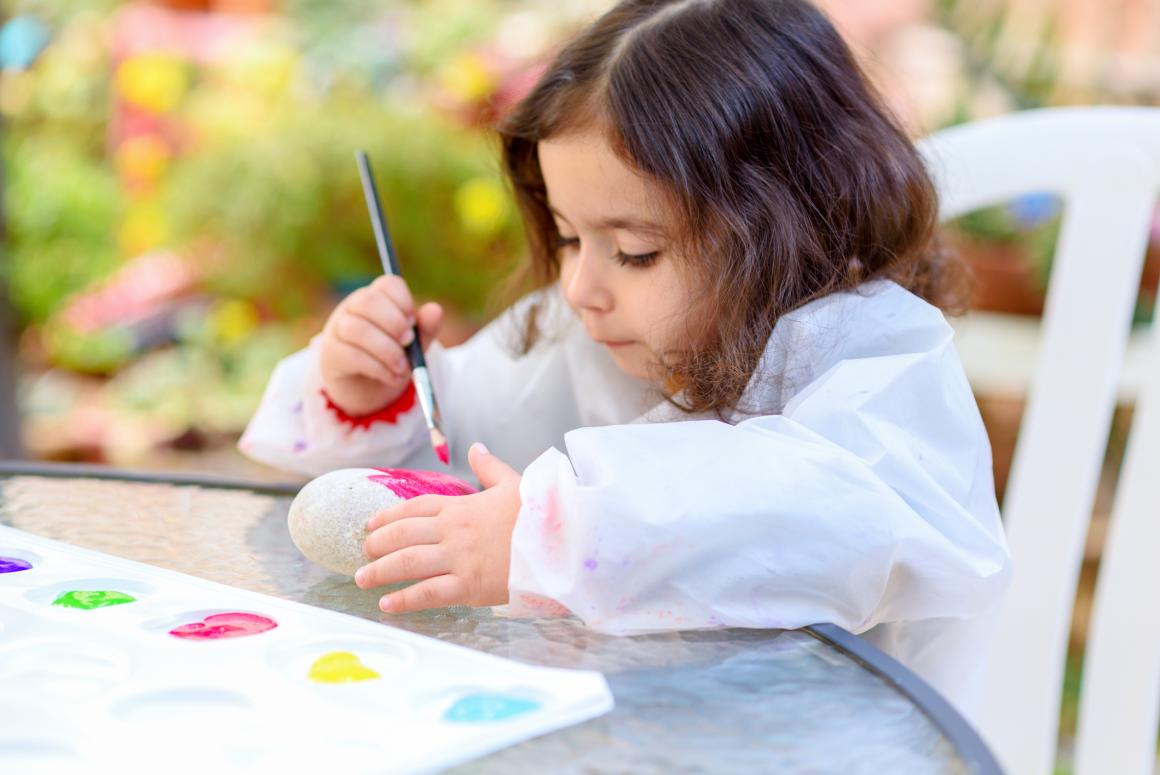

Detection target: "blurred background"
[2, 0, 1159, 767]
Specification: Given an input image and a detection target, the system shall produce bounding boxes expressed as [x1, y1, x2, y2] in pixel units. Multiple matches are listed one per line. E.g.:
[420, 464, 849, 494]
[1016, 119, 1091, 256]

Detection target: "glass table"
[0, 462, 1001, 774]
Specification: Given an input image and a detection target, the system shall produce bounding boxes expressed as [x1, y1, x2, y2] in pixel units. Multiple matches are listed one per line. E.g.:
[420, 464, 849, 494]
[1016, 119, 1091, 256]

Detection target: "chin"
[608, 351, 651, 380]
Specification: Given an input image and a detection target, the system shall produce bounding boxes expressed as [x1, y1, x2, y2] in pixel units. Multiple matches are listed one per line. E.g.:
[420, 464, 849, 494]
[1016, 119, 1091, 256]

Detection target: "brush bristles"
[430, 428, 449, 466]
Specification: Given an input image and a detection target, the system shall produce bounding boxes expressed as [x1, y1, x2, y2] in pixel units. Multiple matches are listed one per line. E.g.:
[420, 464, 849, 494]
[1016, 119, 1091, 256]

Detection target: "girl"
[241, 0, 1010, 718]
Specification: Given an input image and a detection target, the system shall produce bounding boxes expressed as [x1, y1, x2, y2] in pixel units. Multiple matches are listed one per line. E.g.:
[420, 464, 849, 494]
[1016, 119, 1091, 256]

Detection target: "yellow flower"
[437, 52, 495, 103]
[116, 54, 188, 114]
[208, 298, 260, 344]
[118, 201, 168, 256]
[114, 134, 171, 183]
[454, 177, 509, 237]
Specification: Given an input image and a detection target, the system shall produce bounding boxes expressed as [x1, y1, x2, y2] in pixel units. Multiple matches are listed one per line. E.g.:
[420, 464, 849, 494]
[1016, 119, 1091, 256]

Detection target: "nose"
[562, 247, 613, 313]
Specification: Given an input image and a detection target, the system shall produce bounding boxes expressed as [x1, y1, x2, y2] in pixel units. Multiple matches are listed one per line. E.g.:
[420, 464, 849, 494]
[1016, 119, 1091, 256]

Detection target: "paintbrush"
[356, 150, 450, 466]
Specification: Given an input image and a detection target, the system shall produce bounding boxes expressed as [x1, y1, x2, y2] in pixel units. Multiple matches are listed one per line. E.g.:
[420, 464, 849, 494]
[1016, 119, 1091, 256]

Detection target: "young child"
[241, 0, 1010, 717]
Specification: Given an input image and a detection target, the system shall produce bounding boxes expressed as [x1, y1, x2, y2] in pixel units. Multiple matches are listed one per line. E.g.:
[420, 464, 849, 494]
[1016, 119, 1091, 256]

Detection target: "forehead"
[537, 130, 670, 228]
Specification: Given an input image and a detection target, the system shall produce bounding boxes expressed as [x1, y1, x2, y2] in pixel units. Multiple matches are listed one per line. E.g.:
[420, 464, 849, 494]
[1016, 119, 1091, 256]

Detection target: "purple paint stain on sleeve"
[583, 557, 598, 571]
[292, 401, 304, 414]
[292, 440, 308, 453]
[368, 468, 477, 498]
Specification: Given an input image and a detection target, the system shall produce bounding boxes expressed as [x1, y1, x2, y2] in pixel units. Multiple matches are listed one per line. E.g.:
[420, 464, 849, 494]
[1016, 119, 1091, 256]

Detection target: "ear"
[468, 443, 519, 489]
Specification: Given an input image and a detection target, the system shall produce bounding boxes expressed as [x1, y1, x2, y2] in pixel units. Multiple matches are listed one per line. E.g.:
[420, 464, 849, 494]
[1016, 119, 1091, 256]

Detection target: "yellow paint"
[308, 651, 380, 684]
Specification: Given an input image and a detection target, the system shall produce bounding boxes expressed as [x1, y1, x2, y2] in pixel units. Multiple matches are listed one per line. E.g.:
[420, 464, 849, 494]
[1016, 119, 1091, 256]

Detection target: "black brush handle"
[356, 150, 427, 370]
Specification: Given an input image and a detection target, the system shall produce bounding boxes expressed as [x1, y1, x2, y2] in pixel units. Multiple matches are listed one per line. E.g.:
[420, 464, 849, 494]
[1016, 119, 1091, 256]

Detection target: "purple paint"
[0, 556, 32, 574]
[369, 468, 476, 499]
[292, 440, 308, 453]
[583, 557, 598, 571]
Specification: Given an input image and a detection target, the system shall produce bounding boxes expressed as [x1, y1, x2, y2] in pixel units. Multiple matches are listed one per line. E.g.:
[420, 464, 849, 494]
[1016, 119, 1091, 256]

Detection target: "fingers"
[370, 275, 416, 324]
[346, 281, 416, 347]
[354, 545, 449, 589]
[380, 574, 468, 613]
[363, 517, 440, 560]
[330, 314, 409, 377]
[416, 302, 443, 349]
[321, 340, 396, 384]
[468, 442, 520, 490]
[366, 494, 443, 531]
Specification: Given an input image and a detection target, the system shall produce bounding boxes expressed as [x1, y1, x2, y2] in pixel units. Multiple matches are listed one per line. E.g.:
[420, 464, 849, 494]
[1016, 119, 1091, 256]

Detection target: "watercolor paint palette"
[0, 525, 613, 774]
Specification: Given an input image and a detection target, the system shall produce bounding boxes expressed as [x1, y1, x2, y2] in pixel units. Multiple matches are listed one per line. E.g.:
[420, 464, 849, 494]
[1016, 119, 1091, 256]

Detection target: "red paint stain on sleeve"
[321, 383, 417, 430]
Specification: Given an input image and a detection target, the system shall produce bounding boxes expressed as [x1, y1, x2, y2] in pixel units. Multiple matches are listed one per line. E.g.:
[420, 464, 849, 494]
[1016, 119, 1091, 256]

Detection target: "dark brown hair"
[499, 0, 968, 416]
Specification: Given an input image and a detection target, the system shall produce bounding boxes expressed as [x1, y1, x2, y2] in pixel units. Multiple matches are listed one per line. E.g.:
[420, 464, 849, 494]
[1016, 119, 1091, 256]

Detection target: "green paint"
[52, 590, 137, 610]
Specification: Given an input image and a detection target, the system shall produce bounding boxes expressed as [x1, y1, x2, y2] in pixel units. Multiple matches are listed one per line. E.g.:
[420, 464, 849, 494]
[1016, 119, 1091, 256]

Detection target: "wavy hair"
[498, 0, 968, 416]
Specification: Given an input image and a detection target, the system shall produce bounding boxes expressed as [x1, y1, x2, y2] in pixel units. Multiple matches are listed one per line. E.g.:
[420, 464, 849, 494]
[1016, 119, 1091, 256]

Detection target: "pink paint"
[369, 468, 476, 499]
[168, 612, 278, 640]
[537, 489, 565, 561]
[435, 441, 450, 466]
[513, 593, 571, 618]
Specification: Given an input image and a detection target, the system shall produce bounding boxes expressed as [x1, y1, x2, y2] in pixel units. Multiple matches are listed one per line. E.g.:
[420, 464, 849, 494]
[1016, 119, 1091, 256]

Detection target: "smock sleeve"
[507, 296, 1012, 636]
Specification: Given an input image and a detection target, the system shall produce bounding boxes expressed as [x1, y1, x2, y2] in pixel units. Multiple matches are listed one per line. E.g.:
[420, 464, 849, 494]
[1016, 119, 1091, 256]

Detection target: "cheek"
[638, 272, 696, 342]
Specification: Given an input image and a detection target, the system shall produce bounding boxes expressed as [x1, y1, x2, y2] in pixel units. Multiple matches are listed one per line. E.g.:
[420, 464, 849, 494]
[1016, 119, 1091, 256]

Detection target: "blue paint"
[443, 693, 540, 723]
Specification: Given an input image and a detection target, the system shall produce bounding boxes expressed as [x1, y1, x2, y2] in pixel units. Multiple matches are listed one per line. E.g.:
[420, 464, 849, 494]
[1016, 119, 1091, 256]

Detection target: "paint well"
[443, 693, 541, 723]
[51, 590, 136, 610]
[307, 651, 381, 684]
[168, 612, 277, 640]
[0, 556, 32, 574]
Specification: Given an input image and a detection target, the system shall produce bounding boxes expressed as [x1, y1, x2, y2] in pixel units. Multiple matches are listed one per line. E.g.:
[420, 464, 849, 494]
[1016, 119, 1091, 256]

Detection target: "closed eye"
[614, 250, 660, 268]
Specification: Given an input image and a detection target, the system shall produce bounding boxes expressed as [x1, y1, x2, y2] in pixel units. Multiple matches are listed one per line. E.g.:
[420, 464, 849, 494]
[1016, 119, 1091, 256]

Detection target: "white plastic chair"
[919, 106, 1160, 775]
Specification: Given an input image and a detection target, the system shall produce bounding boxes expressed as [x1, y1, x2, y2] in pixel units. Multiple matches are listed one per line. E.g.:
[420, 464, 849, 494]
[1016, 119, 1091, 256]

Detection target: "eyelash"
[553, 236, 660, 268]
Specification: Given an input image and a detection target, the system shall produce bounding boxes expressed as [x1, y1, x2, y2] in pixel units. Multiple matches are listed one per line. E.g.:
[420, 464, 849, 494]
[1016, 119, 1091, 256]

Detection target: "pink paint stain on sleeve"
[368, 468, 477, 499]
[538, 488, 565, 560]
[512, 593, 571, 618]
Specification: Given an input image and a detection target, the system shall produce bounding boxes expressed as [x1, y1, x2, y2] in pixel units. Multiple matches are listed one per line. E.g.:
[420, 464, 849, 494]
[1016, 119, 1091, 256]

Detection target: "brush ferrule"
[411, 366, 440, 430]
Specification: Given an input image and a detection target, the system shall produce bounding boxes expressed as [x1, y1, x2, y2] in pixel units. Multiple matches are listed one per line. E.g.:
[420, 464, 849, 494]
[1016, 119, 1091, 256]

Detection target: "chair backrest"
[918, 106, 1160, 775]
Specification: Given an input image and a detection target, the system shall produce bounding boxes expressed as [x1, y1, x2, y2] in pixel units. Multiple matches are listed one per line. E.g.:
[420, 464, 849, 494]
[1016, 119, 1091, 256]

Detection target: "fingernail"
[395, 356, 408, 372]
[472, 442, 490, 456]
[354, 567, 366, 586]
[400, 328, 415, 346]
[379, 595, 394, 612]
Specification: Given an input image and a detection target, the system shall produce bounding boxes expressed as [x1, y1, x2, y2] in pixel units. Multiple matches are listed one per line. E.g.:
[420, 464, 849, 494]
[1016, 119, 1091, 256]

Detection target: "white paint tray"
[0, 524, 613, 774]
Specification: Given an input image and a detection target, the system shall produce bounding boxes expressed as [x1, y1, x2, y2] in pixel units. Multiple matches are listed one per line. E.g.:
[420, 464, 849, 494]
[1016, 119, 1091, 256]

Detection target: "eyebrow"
[549, 207, 668, 237]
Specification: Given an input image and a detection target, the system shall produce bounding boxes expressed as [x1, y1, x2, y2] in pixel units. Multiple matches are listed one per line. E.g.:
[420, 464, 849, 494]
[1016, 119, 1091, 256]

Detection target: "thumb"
[469, 442, 518, 489]
[416, 302, 443, 351]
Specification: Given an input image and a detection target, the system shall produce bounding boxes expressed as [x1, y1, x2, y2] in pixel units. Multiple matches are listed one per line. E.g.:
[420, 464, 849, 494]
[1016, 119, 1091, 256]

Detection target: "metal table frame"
[0, 459, 1004, 774]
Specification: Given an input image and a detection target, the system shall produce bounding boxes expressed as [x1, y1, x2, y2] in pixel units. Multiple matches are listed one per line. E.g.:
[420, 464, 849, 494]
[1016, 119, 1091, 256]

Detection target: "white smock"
[239, 279, 1011, 720]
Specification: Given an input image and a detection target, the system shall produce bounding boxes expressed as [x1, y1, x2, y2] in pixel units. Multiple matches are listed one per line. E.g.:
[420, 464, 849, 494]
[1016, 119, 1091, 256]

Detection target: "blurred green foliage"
[164, 97, 523, 321]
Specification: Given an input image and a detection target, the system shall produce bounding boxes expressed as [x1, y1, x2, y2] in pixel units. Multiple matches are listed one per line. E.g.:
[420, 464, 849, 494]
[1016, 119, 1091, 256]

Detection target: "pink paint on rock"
[369, 468, 477, 499]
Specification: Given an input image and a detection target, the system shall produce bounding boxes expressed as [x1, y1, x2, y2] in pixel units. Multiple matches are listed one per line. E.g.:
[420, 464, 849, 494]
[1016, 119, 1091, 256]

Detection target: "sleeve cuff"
[321, 383, 419, 430]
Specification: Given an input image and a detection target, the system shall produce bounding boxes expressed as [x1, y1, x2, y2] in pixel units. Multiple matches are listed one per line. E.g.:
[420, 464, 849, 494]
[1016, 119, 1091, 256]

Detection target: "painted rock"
[287, 468, 477, 576]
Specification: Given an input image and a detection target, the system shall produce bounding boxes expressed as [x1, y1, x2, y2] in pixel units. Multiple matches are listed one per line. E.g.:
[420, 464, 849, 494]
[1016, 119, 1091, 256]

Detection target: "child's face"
[538, 130, 699, 382]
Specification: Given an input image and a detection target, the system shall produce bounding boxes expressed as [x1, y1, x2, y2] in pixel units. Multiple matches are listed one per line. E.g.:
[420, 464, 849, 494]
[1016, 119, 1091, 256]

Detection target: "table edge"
[0, 459, 304, 496]
[0, 460, 1005, 774]
[805, 623, 1004, 775]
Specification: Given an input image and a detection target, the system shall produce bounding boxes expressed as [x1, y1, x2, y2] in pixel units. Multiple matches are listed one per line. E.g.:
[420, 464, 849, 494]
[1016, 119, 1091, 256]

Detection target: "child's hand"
[318, 275, 443, 417]
[356, 443, 521, 612]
